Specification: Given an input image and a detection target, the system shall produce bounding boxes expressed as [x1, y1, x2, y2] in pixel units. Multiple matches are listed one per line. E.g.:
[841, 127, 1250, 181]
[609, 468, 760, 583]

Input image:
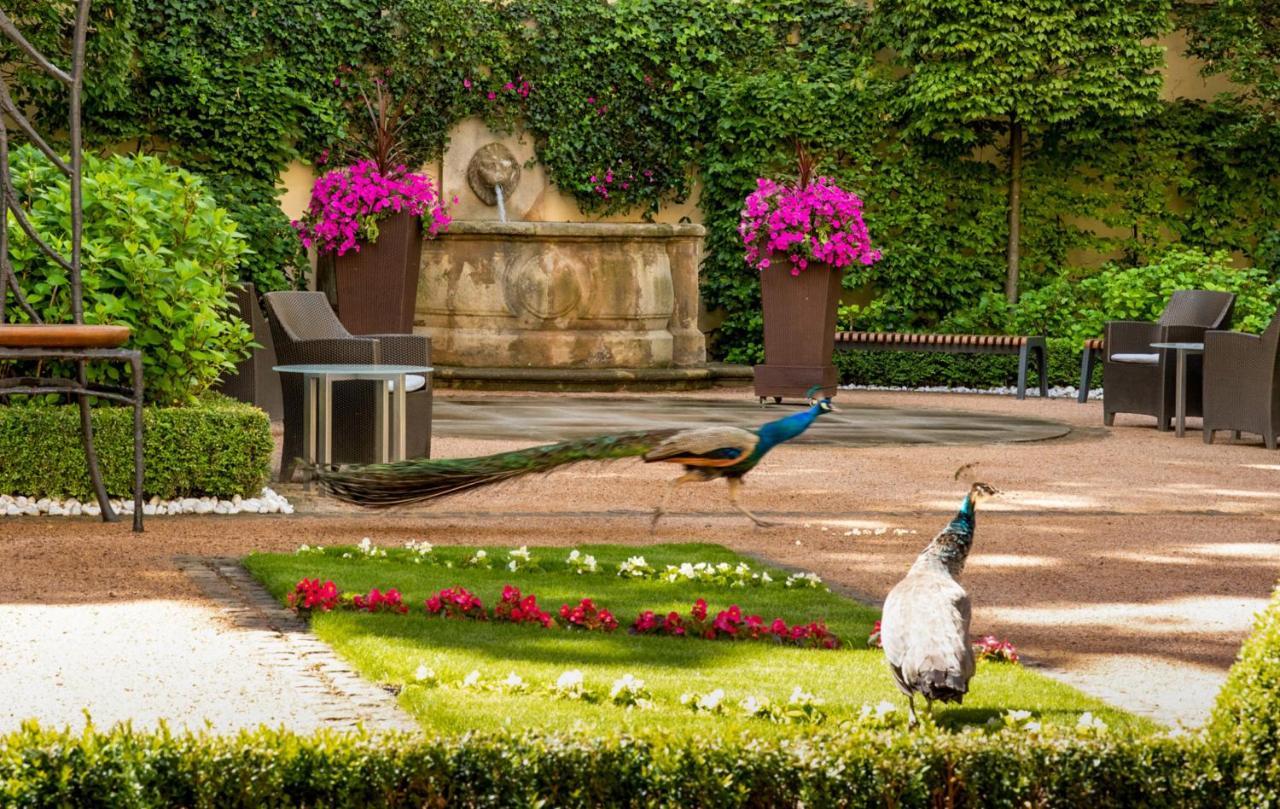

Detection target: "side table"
[1150, 342, 1204, 438]
[273, 364, 433, 487]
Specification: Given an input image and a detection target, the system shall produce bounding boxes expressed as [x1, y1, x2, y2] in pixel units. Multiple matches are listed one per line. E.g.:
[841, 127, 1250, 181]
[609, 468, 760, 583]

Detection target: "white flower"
[698, 689, 725, 712]
[740, 695, 771, 718]
[475, 549, 487, 558]
[404, 539, 434, 559]
[760, 572, 773, 584]
[551, 669, 590, 701]
[617, 555, 654, 578]
[413, 665, 437, 684]
[510, 545, 531, 561]
[461, 670, 482, 689]
[1076, 712, 1108, 733]
[785, 572, 823, 589]
[788, 686, 822, 707]
[874, 700, 896, 718]
[565, 549, 599, 574]
[507, 560, 519, 572]
[354, 537, 387, 558]
[556, 669, 584, 690]
[501, 672, 527, 692]
[610, 674, 654, 710]
[1025, 721, 1042, 733]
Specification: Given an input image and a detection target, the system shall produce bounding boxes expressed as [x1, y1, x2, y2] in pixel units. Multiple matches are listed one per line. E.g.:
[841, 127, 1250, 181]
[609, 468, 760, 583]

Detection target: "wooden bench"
[1078, 338, 1104, 403]
[833, 332, 1048, 400]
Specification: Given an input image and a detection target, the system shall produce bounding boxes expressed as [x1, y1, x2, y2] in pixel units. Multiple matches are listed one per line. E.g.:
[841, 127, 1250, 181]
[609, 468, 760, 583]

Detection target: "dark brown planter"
[333, 210, 423, 335]
[753, 258, 843, 401]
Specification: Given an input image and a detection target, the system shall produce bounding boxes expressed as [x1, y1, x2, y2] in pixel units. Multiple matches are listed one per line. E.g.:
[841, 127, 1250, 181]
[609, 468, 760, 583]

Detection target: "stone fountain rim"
[442, 219, 705, 238]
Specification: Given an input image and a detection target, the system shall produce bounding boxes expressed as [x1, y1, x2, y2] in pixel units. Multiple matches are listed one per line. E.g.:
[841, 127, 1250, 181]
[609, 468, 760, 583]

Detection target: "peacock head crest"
[969, 482, 1001, 503]
[805, 386, 837, 413]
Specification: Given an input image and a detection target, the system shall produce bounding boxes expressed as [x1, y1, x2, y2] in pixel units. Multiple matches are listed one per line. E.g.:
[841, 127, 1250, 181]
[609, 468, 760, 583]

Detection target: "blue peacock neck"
[753, 403, 823, 456]
[925, 494, 975, 576]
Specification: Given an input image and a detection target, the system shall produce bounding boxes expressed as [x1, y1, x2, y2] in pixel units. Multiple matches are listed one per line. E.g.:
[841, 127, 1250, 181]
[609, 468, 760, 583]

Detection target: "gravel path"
[1, 388, 1276, 732]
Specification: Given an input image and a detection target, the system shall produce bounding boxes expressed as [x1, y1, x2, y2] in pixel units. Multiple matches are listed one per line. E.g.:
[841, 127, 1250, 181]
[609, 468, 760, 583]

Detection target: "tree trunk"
[1006, 117, 1022, 303]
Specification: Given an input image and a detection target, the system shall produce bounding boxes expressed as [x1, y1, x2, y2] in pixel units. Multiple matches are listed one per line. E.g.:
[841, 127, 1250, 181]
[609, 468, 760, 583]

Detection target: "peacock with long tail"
[643, 389, 836, 529]
[879, 474, 1001, 726]
[315, 388, 836, 524]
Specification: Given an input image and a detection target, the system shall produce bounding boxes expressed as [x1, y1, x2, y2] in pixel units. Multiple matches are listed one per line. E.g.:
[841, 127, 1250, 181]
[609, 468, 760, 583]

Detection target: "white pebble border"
[0, 487, 293, 518]
[839, 383, 1103, 400]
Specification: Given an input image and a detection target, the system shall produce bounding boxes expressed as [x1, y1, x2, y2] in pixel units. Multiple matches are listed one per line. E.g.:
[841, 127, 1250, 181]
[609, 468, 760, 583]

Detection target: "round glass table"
[273, 364, 433, 486]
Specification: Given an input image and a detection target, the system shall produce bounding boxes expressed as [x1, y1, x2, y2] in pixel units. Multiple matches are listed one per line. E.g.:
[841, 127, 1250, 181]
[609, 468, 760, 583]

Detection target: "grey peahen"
[316, 390, 836, 521]
[643, 393, 836, 529]
[879, 480, 1001, 726]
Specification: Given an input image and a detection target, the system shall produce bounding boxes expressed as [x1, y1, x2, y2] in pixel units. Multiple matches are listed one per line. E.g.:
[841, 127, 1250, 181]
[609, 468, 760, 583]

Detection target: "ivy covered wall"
[5, 0, 1278, 363]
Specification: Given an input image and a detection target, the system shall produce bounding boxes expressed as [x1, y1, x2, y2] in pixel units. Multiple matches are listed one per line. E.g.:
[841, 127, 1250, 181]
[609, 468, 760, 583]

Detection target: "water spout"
[494, 184, 508, 223]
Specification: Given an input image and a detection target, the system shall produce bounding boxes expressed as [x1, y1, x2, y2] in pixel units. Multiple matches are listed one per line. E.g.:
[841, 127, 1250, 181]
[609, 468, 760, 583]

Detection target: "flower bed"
[245, 542, 1136, 740]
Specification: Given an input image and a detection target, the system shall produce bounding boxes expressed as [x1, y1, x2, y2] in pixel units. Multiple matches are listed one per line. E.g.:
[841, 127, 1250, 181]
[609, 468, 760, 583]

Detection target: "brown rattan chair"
[1202, 313, 1280, 449]
[216, 283, 283, 420]
[265, 291, 432, 481]
[1102, 290, 1235, 429]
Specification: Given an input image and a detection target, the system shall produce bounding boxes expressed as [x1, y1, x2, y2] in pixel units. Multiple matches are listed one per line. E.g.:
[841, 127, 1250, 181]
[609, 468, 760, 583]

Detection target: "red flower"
[692, 599, 708, 622]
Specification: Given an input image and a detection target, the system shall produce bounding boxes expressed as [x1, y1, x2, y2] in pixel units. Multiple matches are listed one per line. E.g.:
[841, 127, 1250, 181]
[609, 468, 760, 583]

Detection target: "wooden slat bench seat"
[833, 331, 1048, 399]
[1078, 338, 1104, 403]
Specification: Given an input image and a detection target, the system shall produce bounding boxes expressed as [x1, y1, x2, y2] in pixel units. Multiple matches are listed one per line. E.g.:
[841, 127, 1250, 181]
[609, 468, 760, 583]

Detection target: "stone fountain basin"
[417, 220, 705, 370]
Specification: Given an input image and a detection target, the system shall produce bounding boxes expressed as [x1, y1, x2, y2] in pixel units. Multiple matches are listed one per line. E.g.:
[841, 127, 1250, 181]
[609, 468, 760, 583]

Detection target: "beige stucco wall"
[279, 35, 1236, 237]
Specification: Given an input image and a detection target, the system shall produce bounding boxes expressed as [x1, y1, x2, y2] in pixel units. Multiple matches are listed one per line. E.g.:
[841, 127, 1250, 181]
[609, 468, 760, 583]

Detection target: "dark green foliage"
[0, 723, 1236, 808]
[320, 429, 677, 507]
[8, 0, 1280, 363]
[0, 396, 272, 499]
[1211, 586, 1280, 808]
[1178, 0, 1280, 111]
[4, 147, 253, 406]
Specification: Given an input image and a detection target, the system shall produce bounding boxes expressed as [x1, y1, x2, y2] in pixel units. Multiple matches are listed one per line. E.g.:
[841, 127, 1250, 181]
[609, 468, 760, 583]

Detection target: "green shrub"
[1005, 247, 1280, 345]
[0, 723, 1235, 808]
[0, 396, 272, 499]
[1210, 585, 1280, 808]
[5, 145, 253, 406]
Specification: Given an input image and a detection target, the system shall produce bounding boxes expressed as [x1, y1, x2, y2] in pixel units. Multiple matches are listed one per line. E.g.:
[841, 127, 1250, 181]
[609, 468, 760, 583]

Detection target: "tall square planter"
[333, 210, 423, 335]
[753, 262, 843, 401]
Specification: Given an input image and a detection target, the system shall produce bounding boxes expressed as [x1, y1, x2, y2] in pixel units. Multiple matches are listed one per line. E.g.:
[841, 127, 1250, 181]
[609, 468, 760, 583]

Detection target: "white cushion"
[387, 374, 426, 393]
[1110, 353, 1159, 364]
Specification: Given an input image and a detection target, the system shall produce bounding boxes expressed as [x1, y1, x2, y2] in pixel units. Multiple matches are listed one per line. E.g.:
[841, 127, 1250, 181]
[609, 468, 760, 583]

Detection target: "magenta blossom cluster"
[739, 177, 880, 276]
[292, 160, 451, 256]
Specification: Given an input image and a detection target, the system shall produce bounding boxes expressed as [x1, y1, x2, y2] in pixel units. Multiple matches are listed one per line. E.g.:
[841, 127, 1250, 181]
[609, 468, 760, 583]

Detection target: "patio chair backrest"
[264, 291, 353, 342]
[1157, 290, 1235, 330]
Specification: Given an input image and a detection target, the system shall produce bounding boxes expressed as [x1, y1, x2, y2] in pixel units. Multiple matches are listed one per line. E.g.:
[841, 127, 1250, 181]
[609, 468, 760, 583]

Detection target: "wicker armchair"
[216, 283, 283, 420]
[1203, 313, 1280, 449]
[265, 291, 432, 481]
[1102, 290, 1235, 429]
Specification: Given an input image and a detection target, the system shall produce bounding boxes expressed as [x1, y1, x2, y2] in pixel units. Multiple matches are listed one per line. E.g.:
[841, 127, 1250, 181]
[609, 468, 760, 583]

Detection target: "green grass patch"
[245, 542, 1150, 738]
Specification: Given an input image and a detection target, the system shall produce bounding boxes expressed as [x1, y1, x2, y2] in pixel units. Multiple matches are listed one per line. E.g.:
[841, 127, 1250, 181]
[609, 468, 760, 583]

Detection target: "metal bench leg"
[1037, 344, 1048, 398]
[76, 359, 117, 523]
[1016, 344, 1030, 400]
[131, 352, 145, 533]
[1078, 348, 1097, 403]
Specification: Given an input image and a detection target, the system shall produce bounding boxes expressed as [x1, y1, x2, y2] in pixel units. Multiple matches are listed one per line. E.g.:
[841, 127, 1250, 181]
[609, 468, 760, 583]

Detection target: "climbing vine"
[7, 0, 1280, 362]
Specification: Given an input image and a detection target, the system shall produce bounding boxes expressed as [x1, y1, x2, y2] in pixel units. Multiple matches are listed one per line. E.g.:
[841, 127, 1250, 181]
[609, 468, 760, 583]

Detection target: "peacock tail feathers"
[317, 428, 678, 508]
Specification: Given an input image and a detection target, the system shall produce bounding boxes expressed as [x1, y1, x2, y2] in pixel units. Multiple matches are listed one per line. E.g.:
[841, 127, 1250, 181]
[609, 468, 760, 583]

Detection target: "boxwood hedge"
[1, 589, 1277, 806]
[0, 395, 272, 500]
[0, 723, 1236, 808]
[835, 337, 1095, 391]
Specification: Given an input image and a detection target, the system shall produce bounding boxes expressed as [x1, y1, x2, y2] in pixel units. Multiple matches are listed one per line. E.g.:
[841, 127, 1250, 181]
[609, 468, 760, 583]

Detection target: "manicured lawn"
[245, 542, 1149, 738]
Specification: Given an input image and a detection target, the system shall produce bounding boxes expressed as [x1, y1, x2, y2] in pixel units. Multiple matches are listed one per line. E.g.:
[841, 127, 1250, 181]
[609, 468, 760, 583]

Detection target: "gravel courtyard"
[2, 388, 1277, 732]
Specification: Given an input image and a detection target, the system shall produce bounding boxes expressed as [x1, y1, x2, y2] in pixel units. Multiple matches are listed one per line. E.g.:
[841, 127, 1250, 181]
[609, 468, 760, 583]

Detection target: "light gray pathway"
[0, 560, 416, 735]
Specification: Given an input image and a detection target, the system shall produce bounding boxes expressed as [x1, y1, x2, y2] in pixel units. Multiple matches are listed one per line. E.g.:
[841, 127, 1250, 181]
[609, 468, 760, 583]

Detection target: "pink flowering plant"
[292, 160, 451, 256]
[346, 587, 410, 614]
[739, 146, 880, 277]
[975, 634, 1021, 664]
[286, 578, 339, 613]
[424, 586, 486, 620]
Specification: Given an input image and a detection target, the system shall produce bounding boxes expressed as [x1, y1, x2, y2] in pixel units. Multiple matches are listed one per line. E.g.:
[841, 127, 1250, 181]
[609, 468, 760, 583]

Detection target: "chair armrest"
[1158, 324, 1212, 344]
[1104, 321, 1158, 358]
[290, 337, 380, 365]
[1205, 330, 1263, 376]
[367, 334, 431, 366]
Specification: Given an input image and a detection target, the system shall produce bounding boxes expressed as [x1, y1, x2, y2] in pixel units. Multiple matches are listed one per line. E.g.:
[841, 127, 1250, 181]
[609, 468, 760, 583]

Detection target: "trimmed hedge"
[1210, 585, 1280, 808]
[4, 586, 1280, 806]
[0, 724, 1234, 808]
[0, 395, 272, 500]
[836, 337, 1095, 390]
